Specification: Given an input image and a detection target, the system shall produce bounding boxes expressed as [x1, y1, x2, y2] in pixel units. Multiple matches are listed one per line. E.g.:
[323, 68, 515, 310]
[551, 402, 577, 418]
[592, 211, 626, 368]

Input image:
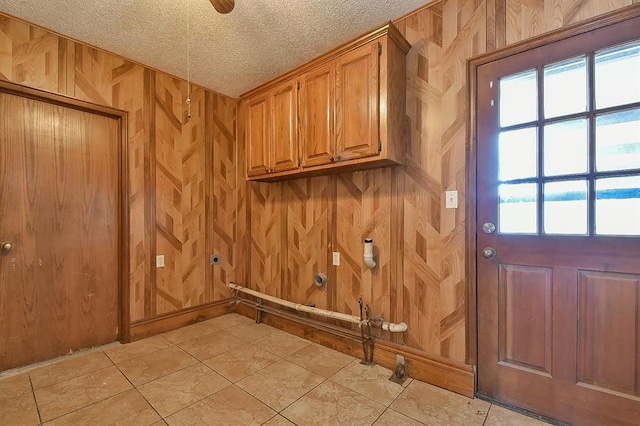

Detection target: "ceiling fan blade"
[210, 0, 235, 14]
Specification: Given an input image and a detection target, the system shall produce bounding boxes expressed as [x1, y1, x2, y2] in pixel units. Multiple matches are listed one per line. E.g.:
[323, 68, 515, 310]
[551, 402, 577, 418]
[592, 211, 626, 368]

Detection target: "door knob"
[482, 247, 496, 259]
[1, 241, 14, 252]
[482, 222, 496, 234]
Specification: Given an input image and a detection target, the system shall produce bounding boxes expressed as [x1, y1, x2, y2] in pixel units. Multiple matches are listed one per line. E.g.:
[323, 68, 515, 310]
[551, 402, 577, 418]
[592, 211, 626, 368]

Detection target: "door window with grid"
[497, 40, 640, 236]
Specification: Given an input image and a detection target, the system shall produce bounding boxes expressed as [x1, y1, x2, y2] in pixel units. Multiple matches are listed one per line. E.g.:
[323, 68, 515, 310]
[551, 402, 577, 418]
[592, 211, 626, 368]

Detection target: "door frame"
[466, 3, 640, 378]
[0, 80, 131, 344]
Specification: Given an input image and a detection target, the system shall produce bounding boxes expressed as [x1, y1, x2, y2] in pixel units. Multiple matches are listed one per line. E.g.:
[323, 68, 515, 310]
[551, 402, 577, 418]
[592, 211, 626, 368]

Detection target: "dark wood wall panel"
[499, 265, 552, 373]
[0, 13, 240, 326]
[578, 271, 640, 396]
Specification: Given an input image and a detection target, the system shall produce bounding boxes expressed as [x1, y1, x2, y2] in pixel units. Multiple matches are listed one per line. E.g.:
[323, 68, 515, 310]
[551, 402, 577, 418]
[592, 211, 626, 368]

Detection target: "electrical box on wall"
[445, 190, 458, 209]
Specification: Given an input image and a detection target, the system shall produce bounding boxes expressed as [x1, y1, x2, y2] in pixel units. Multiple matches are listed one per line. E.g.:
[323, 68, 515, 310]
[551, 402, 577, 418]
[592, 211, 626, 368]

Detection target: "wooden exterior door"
[0, 87, 121, 371]
[300, 62, 335, 167]
[475, 16, 640, 426]
[335, 41, 380, 161]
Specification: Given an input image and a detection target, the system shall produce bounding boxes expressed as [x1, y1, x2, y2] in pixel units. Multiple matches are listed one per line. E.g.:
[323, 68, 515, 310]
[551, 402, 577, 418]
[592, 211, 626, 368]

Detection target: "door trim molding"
[465, 3, 640, 369]
[0, 80, 131, 344]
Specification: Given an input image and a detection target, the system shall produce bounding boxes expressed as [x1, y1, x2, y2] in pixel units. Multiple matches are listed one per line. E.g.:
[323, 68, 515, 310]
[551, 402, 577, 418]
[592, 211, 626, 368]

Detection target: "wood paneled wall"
[0, 14, 241, 326]
[245, 0, 638, 364]
[2, 0, 636, 361]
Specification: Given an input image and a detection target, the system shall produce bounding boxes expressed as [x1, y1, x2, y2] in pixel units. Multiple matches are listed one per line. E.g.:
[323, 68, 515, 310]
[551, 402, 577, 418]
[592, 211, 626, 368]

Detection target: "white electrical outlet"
[156, 255, 165, 268]
[445, 190, 458, 209]
[332, 252, 340, 266]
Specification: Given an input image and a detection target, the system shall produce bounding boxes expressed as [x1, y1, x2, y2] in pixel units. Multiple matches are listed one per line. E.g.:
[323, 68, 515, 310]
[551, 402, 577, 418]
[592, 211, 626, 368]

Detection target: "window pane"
[499, 183, 537, 234]
[499, 127, 538, 181]
[595, 40, 640, 109]
[595, 108, 640, 172]
[544, 180, 588, 235]
[595, 177, 640, 236]
[543, 119, 588, 176]
[544, 56, 587, 119]
[500, 70, 537, 127]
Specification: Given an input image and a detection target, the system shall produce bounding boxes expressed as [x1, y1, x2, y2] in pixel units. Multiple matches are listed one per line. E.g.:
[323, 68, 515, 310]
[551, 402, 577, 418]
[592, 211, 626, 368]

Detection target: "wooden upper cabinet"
[335, 42, 380, 162]
[246, 93, 270, 177]
[242, 22, 410, 181]
[244, 79, 298, 177]
[300, 62, 334, 167]
[271, 79, 298, 173]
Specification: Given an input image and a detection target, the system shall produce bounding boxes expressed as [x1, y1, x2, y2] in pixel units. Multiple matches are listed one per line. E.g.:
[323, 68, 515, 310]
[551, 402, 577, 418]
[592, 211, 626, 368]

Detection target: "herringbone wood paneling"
[0, 18, 58, 92]
[286, 177, 330, 309]
[210, 92, 238, 300]
[249, 182, 285, 297]
[112, 58, 146, 321]
[0, 13, 240, 327]
[501, 0, 635, 45]
[74, 45, 112, 105]
[335, 169, 393, 324]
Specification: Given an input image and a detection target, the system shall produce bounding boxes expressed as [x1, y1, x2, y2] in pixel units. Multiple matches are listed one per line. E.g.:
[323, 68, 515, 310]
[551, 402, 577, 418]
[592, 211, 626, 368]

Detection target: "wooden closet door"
[0, 91, 120, 371]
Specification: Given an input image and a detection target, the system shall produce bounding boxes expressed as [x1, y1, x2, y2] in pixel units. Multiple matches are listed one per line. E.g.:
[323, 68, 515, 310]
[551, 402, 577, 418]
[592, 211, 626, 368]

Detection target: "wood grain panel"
[503, 0, 634, 45]
[396, 0, 485, 361]
[112, 58, 147, 322]
[578, 271, 640, 396]
[154, 72, 185, 315]
[285, 177, 330, 309]
[335, 169, 392, 325]
[181, 84, 207, 309]
[0, 12, 240, 339]
[74, 44, 112, 105]
[249, 181, 284, 297]
[210, 92, 238, 300]
[499, 265, 552, 374]
[0, 17, 58, 92]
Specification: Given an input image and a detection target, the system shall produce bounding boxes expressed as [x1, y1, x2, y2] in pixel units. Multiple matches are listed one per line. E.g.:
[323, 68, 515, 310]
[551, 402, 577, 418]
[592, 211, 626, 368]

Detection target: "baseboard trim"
[235, 303, 475, 397]
[129, 300, 234, 341]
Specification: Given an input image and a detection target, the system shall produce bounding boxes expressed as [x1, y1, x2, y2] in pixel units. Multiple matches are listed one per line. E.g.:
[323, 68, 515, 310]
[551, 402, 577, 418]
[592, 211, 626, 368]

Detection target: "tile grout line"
[27, 373, 43, 426]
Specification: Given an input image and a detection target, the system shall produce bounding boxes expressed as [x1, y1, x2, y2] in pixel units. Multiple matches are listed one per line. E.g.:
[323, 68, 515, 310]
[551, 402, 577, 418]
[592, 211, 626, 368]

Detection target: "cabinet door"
[299, 63, 335, 167]
[271, 79, 299, 173]
[246, 93, 271, 177]
[335, 41, 380, 161]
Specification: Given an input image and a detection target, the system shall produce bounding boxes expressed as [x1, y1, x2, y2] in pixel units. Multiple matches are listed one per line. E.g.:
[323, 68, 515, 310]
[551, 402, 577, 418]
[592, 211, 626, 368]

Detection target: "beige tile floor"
[0, 313, 551, 426]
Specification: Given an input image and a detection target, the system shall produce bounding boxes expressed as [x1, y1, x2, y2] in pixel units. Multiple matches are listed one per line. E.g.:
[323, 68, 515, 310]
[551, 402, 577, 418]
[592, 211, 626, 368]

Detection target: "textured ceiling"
[1, 0, 434, 98]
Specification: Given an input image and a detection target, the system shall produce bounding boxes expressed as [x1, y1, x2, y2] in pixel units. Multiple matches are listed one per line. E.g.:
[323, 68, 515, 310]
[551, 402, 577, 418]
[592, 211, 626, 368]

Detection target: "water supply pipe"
[228, 282, 408, 333]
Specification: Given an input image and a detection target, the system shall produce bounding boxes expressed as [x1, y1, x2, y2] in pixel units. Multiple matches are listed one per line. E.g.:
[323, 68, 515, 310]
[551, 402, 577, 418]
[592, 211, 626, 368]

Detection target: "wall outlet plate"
[156, 255, 165, 268]
[332, 252, 340, 266]
[210, 254, 221, 265]
[445, 190, 459, 209]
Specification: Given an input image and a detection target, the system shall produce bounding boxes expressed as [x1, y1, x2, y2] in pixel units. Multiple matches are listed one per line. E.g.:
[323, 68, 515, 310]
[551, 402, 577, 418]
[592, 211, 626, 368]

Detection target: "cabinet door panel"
[271, 80, 299, 172]
[335, 42, 380, 161]
[300, 63, 335, 167]
[246, 93, 270, 176]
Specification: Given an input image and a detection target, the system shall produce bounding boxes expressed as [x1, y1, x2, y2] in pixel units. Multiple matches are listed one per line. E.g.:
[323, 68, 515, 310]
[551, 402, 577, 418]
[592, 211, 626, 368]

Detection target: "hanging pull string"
[186, 0, 192, 119]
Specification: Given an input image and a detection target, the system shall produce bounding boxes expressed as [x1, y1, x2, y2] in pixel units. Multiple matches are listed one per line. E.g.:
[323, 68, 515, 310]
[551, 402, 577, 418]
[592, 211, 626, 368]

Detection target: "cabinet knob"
[329, 156, 335, 162]
[335, 155, 342, 162]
